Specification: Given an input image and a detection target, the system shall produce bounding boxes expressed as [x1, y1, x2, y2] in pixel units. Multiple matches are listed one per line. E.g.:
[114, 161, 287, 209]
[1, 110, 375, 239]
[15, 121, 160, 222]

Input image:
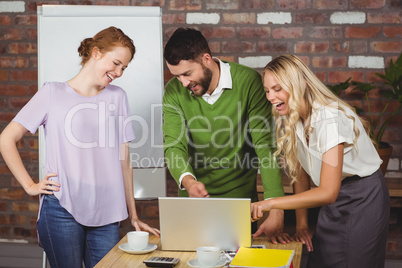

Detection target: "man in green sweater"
[162, 28, 288, 242]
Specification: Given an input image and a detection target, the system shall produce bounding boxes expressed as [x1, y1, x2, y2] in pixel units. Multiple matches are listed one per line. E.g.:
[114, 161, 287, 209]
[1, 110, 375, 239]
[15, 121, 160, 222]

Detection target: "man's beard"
[187, 65, 213, 97]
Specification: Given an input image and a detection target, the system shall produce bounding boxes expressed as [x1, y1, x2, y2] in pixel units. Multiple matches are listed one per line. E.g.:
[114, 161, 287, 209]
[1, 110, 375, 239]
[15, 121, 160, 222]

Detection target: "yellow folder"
[229, 247, 295, 268]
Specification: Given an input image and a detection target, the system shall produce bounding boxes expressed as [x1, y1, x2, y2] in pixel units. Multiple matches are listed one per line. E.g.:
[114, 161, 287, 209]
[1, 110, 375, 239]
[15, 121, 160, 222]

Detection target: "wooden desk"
[95, 235, 302, 268]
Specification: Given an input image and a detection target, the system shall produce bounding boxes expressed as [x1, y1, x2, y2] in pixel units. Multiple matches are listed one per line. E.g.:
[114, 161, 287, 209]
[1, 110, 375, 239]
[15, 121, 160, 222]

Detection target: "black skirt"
[307, 169, 390, 268]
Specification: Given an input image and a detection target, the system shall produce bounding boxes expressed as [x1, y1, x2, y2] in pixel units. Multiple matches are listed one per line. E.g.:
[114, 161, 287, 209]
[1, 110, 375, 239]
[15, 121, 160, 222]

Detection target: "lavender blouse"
[13, 82, 135, 226]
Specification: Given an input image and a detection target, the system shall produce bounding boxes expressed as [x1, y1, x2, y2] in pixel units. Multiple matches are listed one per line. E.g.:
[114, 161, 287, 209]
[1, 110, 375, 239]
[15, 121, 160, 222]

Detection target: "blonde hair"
[262, 55, 370, 184]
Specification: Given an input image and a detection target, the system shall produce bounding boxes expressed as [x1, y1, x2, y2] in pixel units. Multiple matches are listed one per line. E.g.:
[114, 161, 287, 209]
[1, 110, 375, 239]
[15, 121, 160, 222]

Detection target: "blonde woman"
[251, 55, 390, 268]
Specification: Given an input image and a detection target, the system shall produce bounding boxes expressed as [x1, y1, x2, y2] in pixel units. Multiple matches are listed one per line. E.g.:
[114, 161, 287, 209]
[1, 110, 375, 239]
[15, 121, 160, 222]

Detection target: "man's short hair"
[164, 28, 211, 66]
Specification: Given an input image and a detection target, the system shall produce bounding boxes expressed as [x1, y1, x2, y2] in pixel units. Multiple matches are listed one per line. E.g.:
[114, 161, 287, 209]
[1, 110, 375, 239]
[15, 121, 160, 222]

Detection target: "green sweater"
[162, 61, 284, 201]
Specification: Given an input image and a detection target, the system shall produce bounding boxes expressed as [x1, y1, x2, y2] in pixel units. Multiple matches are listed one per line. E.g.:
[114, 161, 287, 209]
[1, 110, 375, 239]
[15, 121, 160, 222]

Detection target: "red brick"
[385, 56, 401, 66]
[10, 214, 28, 225]
[0, 15, 11, 25]
[201, 27, 236, 39]
[351, 0, 385, 9]
[258, 42, 288, 53]
[162, 13, 185, 24]
[218, 55, 235, 62]
[97, 0, 130, 5]
[27, 138, 39, 150]
[0, 57, 29, 68]
[345, 99, 363, 109]
[294, 12, 329, 24]
[24, 86, 36, 97]
[272, 27, 303, 39]
[206, 0, 238, 9]
[277, 0, 310, 9]
[345, 27, 381, 38]
[383, 27, 402, 38]
[16, 139, 26, 150]
[66, 1, 94, 4]
[0, 112, 17, 122]
[0, 98, 6, 109]
[367, 87, 382, 99]
[313, 0, 348, 9]
[0, 44, 6, 54]
[0, 227, 10, 236]
[389, 115, 402, 128]
[0, 188, 26, 200]
[131, 0, 164, 6]
[240, 0, 274, 9]
[362, 99, 399, 114]
[8, 43, 37, 54]
[10, 70, 38, 81]
[295, 41, 329, 53]
[331, 41, 368, 53]
[20, 151, 39, 161]
[308, 26, 342, 39]
[314, 72, 326, 83]
[27, 29, 37, 40]
[297, 56, 310, 66]
[14, 227, 35, 238]
[163, 26, 180, 42]
[29, 215, 38, 226]
[367, 71, 385, 83]
[381, 130, 399, 142]
[312, 56, 347, 68]
[0, 201, 7, 211]
[14, 15, 37, 26]
[27, 1, 60, 12]
[209, 41, 220, 53]
[9, 97, 31, 109]
[12, 202, 39, 213]
[168, 0, 202, 10]
[0, 215, 11, 224]
[222, 13, 256, 24]
[328, 71, 363, 84]
[372, 42, 402, 53]
[367, 13, 402, 24]
[29, 56, 38, 69]
[0, 163, 10, 175]
[237, 27, 271, 39]
[222, 41, 255, 53]
[164, 70, 174, 83]
[0, 70, 7, 81]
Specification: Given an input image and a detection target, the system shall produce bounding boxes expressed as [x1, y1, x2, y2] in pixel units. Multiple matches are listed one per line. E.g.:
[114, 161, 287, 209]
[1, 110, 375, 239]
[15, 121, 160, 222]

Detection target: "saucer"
[187, 258, 226, 268]
[118, 243, 157, 254]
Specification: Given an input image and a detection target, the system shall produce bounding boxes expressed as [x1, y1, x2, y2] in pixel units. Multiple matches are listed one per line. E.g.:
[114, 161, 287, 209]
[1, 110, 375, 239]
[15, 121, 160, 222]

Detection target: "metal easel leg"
[42, 251, 48, 268]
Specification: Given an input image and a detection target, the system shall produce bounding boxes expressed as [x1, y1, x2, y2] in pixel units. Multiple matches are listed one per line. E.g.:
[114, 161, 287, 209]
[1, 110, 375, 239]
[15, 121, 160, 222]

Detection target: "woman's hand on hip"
[26, 173, 59, 196]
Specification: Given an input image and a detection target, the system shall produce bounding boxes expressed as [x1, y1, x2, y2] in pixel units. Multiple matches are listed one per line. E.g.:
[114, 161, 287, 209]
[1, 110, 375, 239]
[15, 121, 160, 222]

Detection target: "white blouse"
[295, 102, 382, 186]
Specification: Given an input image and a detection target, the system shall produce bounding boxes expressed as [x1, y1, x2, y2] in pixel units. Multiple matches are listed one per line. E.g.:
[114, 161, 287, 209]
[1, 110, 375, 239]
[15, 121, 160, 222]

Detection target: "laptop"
[158, 197, 252, 251]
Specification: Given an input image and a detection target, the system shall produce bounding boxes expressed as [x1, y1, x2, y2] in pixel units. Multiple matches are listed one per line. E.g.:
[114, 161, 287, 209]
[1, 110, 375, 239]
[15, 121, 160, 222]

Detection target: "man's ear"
[202, 53, 213, 65]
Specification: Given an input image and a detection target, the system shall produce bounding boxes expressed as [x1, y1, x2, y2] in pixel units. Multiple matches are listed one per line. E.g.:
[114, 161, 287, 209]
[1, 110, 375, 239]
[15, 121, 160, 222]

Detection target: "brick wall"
[0, 0, 401, 244]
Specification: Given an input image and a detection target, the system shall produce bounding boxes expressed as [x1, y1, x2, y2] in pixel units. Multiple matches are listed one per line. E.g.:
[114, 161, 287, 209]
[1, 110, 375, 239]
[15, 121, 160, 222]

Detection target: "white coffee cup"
[196, 246, 223, 266]
[127, 231, 149, 250]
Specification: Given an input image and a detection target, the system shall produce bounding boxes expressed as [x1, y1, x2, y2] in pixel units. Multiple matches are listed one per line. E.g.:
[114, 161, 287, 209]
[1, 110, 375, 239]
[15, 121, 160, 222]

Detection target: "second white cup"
[196, 246, 223, 266]
[127, 231, 149, 251]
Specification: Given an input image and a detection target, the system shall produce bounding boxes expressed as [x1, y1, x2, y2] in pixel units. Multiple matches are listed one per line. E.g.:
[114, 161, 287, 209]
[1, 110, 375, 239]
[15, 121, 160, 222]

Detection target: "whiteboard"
[37, 5, 166, 198]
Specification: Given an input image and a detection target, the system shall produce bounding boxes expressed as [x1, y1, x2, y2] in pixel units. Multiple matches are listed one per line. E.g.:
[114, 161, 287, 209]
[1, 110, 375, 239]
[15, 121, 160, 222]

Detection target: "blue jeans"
[37, 194, 120, 268]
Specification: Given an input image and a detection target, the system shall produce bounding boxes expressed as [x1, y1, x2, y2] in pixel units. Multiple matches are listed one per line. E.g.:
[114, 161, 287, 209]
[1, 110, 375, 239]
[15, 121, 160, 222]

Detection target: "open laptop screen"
[158, 197, 252, 251]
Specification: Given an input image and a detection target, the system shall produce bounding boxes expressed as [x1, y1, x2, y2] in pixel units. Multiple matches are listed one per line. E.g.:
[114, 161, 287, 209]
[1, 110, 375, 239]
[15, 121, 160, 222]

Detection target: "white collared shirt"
[296, 102, 382, 186]
[201, 58, 232, 104]
[179, 58, 232, 188]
